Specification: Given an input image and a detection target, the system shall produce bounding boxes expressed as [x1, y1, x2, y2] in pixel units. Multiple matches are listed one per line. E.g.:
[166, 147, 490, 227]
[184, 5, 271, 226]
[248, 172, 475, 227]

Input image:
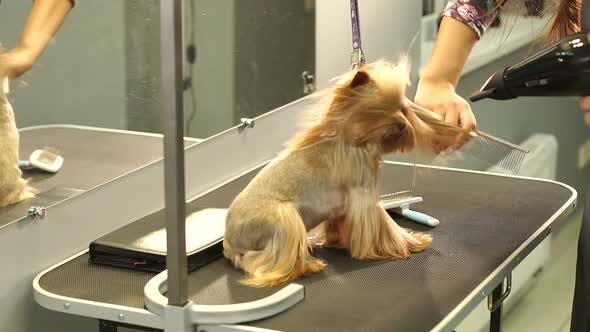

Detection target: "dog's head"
[323, 59, 417, 154]
[289, 59, 471, 156]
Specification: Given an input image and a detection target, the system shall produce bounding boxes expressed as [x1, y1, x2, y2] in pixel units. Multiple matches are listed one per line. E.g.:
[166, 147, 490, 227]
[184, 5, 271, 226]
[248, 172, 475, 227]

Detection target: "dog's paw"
[304, 257, 327, 274]
[406, 231, 432, 252]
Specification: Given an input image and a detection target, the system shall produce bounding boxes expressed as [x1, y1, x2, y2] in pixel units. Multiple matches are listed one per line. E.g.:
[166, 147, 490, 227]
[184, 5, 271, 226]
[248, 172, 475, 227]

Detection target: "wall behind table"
[315, 0, 422, 93]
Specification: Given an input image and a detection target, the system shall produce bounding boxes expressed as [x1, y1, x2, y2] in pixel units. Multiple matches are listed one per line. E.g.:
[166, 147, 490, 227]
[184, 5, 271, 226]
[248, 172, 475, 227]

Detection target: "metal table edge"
[32, 251, 292, 332]
[429, 178, 578, 332]
[19, 124, 204, 144]
[32, 249, 164, 329]
[385, 160, 578, 186]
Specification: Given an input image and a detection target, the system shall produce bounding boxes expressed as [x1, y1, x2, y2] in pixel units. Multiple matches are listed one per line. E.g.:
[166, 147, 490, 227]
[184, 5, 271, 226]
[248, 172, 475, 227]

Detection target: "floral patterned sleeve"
[441, 0, 503, 39]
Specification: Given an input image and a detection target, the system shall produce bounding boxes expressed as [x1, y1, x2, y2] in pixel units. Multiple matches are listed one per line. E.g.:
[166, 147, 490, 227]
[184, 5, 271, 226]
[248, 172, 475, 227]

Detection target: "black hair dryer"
[469, 31, 590, 102]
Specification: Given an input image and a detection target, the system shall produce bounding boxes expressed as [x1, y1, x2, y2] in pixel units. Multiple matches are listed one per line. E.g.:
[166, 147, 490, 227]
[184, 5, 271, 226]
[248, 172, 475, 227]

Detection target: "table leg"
[489, 281, 504, 332]
[99, 319, 163, 332]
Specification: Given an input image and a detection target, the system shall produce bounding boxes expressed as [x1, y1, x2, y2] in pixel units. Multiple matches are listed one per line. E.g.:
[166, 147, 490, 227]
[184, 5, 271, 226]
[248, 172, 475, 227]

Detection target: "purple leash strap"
[350, 0, 365, 69]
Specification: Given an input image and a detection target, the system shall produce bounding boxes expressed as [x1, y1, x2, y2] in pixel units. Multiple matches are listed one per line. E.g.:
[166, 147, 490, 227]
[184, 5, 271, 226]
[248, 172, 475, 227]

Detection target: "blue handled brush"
[380, 190, 439, 227]
[18, 146, 64, 173]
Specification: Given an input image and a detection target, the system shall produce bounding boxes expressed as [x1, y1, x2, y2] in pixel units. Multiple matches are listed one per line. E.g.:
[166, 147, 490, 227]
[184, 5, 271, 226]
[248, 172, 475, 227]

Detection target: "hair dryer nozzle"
[469, 69, 513, 102]
[469, 88, 496, 102]
[468, 32, 590, 103]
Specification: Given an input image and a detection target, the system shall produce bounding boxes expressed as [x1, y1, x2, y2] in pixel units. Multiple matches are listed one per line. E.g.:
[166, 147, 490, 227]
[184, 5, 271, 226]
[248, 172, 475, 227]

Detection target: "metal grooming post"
[160, 0, 189, 308]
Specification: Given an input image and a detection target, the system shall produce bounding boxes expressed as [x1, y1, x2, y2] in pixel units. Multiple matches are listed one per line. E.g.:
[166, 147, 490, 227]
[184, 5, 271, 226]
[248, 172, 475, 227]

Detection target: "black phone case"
[89, 208, 227, 273]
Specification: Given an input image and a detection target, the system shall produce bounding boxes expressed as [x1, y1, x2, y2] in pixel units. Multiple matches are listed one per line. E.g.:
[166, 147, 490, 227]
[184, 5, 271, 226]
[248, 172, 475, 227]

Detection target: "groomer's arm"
[415, 0, 503, 130]
[415, 17, 478, 129]
[0, 0, 74, 79]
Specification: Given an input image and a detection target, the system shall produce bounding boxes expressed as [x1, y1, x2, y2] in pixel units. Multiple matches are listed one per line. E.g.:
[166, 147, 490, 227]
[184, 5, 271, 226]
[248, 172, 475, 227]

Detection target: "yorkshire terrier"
[223, 58, 470, 287]
[0, 78, 34, 208]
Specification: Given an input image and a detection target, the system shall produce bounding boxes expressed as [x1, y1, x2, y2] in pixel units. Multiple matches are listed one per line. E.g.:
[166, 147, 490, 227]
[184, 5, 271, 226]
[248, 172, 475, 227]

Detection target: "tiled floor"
[497, 211, 582, 332]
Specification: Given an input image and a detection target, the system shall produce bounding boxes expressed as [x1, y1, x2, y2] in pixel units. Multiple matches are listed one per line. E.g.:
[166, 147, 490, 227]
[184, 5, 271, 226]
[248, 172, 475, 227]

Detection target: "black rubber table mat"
[0, 126, 197, 227]
[37, 163, 574, 332]
[39, 253, 157, 308]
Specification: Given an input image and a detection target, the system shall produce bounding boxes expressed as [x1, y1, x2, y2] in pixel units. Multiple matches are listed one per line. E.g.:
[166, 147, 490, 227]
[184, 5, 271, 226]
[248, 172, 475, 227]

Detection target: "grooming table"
[33, 161, 576, 332]
[1, 125, 199, 227]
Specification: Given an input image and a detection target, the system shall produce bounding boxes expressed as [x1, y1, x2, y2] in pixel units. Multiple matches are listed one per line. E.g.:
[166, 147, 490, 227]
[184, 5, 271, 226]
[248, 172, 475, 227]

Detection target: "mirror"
[0, 0, 317, 221]
[0, 0, 315, 140]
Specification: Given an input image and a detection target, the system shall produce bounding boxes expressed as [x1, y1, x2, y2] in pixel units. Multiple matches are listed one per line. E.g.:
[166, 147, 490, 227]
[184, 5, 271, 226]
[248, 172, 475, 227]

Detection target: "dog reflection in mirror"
[0, 81, 34, 208]
[223, 58, 470, 287]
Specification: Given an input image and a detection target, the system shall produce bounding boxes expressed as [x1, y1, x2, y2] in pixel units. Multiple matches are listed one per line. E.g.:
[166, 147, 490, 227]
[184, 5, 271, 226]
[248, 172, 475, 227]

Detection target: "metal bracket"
[240, 118, 255, 129]
[28, 206, 47, 220]
[164, 301, 193, 332]
[350, 49, 365, 69]
[487, 273, 512, 312]
[301, 71, 315, 95]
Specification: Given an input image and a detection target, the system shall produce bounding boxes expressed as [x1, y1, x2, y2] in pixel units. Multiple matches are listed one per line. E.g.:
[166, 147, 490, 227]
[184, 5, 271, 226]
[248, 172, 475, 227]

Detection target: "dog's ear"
[349, 70, 370, 89]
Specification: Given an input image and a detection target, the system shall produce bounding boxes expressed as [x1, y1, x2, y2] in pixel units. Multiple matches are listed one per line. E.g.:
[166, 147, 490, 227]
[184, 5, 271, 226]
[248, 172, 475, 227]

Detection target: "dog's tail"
[237, 203, 325, 287]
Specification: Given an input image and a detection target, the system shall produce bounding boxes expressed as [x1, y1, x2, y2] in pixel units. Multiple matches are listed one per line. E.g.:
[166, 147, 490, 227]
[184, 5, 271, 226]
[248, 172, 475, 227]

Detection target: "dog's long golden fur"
[223, 58, 470, 287]
[0, 81, 34, 208]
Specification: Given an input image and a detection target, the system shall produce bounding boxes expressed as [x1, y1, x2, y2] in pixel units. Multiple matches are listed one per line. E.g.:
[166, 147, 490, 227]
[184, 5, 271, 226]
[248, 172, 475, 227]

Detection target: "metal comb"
[406, 101, 529, 174]
[457, 131, 529, 174]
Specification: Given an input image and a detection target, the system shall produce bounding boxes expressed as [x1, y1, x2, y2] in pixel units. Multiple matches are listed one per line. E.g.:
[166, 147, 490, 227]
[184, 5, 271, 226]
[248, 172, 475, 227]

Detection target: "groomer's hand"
[580, 96, 590, 126]
[0, 45, 37, 79]
[0, 0, 74, 79]
[414, 77, 477, 130]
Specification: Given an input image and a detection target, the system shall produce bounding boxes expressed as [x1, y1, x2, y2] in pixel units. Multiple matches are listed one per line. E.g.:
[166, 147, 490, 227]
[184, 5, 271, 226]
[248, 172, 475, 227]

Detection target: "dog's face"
[289, 59, 470, 156]
[325, 60, 417, 154]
